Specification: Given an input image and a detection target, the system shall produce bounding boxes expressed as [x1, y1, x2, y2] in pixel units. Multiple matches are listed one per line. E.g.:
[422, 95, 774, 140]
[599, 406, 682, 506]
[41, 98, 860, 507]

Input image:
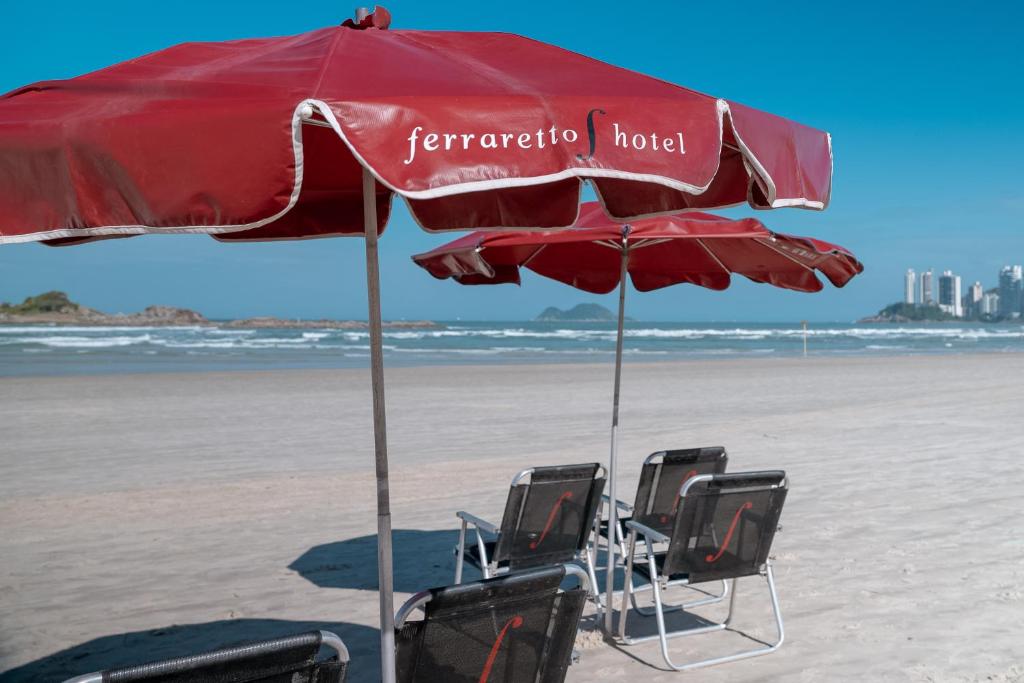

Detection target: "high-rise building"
[955, 276, 963, 318]
[938, 270, 962, 317]
[920, 269, 934, 305]
[1017, 266, 1024, 316]
[963, 281, 984, 319]
[982, 290, 1000, 317]
[904, 269, 916, 305]
[998, 266, 1022, 318]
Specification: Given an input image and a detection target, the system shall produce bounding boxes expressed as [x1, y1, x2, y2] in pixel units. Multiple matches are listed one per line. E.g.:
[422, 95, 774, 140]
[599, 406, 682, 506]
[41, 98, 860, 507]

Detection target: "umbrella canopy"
[413, 202, 862, 293]
[0, 7, 837, 680]
[412, 201, 863, 631]
[0, 9, 833, 246]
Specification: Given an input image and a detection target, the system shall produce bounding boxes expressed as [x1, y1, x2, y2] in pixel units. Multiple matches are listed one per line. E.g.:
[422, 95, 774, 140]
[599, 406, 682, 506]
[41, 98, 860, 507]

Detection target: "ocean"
[2, 321, 1023, 377]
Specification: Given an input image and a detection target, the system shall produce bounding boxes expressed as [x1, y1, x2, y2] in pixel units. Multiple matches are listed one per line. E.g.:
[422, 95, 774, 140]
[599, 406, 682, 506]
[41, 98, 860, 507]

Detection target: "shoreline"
[3, 346, 1024, 380]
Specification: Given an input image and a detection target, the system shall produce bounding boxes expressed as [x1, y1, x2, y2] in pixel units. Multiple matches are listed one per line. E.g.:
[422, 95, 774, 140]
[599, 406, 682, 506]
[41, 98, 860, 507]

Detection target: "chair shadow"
[289, 528, 460, 594]
[0, 618, 380, 683]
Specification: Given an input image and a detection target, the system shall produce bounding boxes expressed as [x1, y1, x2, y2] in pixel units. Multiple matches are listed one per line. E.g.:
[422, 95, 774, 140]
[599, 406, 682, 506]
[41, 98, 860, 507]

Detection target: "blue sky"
[1, 1, 1021, 321]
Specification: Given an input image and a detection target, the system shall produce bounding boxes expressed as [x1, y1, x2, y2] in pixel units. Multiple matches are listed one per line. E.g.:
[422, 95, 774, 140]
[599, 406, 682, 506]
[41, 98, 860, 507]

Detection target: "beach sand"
[2, 354, 1023, 681]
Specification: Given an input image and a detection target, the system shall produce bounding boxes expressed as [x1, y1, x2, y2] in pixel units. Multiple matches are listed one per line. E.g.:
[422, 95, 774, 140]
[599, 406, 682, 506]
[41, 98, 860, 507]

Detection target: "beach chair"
[453, 463, 605, 593]
[395, 563, 589, 682]
[595, 447, 730, 612]
[64, 630, 348, 682]
[599, 446, 729, 557]
[618, 471, 788, 671]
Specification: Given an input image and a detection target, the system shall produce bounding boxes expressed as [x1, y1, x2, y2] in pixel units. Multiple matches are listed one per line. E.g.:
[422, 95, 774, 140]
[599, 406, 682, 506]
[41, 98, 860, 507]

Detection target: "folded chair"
[618, 471, 788, 671]
[65, 630, 348, 682]
[453, 463, 605, 594]
[395, 563, 589, 683]
[594, 447, 729, 613]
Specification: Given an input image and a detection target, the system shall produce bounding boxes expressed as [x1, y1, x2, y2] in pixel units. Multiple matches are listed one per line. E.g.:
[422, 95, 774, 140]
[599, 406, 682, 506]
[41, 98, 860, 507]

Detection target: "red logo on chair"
[479, 615, 524, 683]
[660, 469, 698, 524]
[704, 501, 754, 563]
[530, 491, 573, 550]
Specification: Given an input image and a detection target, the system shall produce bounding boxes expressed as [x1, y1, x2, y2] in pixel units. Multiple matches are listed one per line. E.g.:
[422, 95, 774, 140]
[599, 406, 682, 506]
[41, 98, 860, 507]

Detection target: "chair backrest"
[632, 447, 728, 535]
[494, 463, 605, 570]
[661, 470, 787, 583]
[66, 630, 348, 683]
[395, 564, 588, 683]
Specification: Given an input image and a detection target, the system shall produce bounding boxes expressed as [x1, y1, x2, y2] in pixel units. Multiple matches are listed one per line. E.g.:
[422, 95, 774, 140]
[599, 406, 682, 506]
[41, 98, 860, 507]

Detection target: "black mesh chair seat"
[630, 551, 688, 583]
[396, 564, 589, 683]
[464, 540, 502, 571]
[65, 630, 348, 683]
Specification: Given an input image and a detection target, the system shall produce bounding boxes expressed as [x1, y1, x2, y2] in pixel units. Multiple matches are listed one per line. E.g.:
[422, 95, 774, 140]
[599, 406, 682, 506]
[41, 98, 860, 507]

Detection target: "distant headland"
[536, 303, 625, 322]
[858, 302, 961, 323]
[0, 291, 440, 329]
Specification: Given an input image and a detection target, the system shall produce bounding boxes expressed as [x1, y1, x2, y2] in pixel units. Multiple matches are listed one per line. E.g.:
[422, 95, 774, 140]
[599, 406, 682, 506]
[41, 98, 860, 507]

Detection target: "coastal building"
[963, 281, 984, 319]
[919, 269, 934, 305]
[938, 270, 962, 317]
[904, 269, 916, 305]
[982, 290, 1000, 317]
[998, 266, 1022, 318]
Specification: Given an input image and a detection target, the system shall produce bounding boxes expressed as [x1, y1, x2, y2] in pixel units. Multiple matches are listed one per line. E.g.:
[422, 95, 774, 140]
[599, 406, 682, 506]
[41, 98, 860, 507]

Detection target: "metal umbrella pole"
[604, 225, 630, 634]
[361, 167, 397, 683]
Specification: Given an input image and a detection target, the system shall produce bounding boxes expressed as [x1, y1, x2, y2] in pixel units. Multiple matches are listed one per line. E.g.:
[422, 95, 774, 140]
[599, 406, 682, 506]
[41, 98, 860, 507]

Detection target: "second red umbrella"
[412, 201, 863, 631]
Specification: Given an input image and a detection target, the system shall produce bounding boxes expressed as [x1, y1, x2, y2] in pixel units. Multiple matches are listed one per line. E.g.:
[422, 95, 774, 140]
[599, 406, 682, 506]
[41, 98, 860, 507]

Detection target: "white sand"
[2, 354, 1023, 682]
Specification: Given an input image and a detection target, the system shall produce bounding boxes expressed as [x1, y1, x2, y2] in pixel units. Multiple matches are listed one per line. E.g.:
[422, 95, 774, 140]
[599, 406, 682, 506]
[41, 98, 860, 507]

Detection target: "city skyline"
[903, 263, 1022, 320]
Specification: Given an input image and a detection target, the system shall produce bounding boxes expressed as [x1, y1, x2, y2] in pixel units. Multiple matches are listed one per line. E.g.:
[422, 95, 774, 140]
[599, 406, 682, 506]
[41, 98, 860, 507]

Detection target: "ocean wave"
[331, 326, 1024, 342]
[10, 334, 155, 348]
[0, 325, 203, 333]
[206, 329, 258, 336]
[2, 323, 1022, 365]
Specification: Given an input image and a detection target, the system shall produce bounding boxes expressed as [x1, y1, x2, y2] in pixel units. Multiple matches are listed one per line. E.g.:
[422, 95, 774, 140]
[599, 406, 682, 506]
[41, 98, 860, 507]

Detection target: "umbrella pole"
[604, 234, 629, 634]
[362, 168, 396, 683]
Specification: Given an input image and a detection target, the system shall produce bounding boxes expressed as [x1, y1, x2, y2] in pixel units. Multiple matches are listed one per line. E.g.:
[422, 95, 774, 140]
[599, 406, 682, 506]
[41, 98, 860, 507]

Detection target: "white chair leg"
[583, 548, 603, 619]
[616, 528, 639, 639]
[475, 528, 490, 580]
[615, 517, 629, 559]
[454, 518, 467, 584]
[656, 564, 785, 671]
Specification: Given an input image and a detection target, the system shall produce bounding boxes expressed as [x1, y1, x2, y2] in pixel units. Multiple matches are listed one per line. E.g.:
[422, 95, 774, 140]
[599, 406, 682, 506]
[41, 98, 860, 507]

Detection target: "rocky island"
[535, 303, 624, 322]
[0, 291, 440, 329]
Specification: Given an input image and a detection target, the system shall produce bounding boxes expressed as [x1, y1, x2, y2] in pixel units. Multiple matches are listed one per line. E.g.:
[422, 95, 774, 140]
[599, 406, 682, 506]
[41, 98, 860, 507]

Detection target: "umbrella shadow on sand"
[289, 528, 462, 595]
[0, 618, 380, 683]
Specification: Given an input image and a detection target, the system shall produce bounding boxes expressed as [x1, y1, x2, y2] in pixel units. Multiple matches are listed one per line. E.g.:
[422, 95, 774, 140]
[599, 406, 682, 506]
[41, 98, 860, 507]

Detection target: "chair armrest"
[455, 510, 498, 535]
[624, 520, 670, 545]
[600, 494, 634, 513]
[395, 590, 432, 628]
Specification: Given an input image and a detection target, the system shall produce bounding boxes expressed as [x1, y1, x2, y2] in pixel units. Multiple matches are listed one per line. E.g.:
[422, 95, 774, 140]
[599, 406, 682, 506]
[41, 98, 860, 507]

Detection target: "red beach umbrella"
[412, 201, 863, 625]
[0, 7, 836, 677]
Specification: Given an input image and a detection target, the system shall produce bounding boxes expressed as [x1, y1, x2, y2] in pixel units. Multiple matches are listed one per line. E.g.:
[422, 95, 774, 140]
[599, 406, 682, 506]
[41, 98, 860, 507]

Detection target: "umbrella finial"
[344, 6, 392, 29]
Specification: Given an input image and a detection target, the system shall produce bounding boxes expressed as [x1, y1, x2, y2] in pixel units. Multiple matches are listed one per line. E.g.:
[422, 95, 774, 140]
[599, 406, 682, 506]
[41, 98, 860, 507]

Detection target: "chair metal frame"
[453, 465, 605, 601]
[65, 630, 349, 683]
[591, 449, 731, 619]
[617, 472, 787, 671]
